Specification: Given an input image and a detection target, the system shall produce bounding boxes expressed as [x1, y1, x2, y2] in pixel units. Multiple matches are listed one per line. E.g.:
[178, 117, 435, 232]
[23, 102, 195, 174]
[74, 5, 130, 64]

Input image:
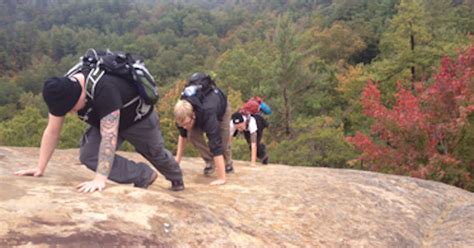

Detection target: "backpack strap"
[64, 61, 83, 78]
[85, 66, 105, 99]
[67, 48, 154, 122]
[133, 99, 151, 121]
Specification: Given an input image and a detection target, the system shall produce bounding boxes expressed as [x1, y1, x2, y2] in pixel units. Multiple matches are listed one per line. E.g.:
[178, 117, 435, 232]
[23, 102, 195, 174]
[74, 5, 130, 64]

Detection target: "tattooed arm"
[77, 109, 120, 193]
[96, 110, 120, 177]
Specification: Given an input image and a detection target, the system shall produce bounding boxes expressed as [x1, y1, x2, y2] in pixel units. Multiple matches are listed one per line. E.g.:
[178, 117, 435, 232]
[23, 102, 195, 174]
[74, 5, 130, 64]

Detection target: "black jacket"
[178, 88, 228, 156]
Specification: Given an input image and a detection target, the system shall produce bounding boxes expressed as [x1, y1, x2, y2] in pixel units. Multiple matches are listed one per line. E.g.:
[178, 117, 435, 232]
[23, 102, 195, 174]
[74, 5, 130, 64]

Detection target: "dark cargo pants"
[79, 112, 183, 187]
[187, 104, 233, 167]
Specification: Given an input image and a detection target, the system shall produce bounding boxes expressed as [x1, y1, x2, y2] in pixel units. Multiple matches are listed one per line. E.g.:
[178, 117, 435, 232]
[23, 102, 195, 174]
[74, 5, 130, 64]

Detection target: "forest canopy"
[0, 0, 473, 191]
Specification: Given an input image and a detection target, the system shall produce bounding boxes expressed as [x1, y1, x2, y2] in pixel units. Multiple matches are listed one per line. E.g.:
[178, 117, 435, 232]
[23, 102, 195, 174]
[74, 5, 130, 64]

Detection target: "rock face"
[0, 146, 473, 247]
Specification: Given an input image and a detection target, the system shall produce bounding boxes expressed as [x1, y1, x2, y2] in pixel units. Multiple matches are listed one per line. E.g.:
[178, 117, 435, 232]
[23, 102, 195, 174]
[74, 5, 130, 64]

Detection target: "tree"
[375, 0, 470, 91]
[455, 1, 474, 35]
[309, 21, 366, 64]
[215, 46, 269, 99]
[47, 25, 79, 61]
[269, 14, 339, 135]
[347, 44, 474, 189]
[14, 55, 58, 94]
[58, 115, 87, 149]
[336, 64, 373, 135]
[378, 0, 432, 85]
[157, 80, 187, 153]
[320, 0, 400, 64]
[0, 107, 47, 147]
[18, 92, 48, 116]
[0, 22, 38, 72]
[269, 116, 357, 167]
[270, 14, 305, 135]
[0, 78, 21, 106]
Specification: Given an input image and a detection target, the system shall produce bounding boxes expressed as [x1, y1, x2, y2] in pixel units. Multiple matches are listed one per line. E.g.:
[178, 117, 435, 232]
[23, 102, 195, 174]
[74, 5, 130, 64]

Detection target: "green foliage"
[321, 0, 399, 64]
[157, 80, 186, 153]
[453, 114, 474, 191]
[0, 0, 473, 192]
[215, 45, 271, 99]
[18, 92, 48, 116]
[268, 117, 357, 167]
[268, 14, 306, 135]
[36, 1, 140, 34]
[375, 0, 470, 89]
[0, 104, 18, 122]
[0, 107, 47, 147]
[14, 56, 59, 94]
[225, 87, 244, 113]
[0, 22, 38, 71]
[58, 115, 87, 149]
[336, 64, 374, 135]
[230, 137, 252, 161]
[47, 25, 80, 61]
[0, 78, 21, 106]
[455, 1, 474, 35]
[0, 105, 85, 149]
[309, 21, 367, 64]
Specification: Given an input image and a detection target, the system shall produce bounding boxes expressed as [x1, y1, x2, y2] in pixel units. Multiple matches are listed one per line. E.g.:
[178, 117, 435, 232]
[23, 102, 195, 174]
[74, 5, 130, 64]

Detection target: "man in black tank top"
[14, 73, 184, 192]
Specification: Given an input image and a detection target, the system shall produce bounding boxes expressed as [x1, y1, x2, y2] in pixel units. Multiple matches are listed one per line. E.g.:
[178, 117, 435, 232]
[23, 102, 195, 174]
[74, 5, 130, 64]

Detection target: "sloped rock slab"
[0, 147, 473, 247]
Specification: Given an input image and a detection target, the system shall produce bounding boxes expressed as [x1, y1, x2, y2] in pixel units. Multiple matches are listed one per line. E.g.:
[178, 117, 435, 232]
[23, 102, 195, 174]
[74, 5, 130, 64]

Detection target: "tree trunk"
[283, 87, 291, 136]
[410, 32, 416, 88]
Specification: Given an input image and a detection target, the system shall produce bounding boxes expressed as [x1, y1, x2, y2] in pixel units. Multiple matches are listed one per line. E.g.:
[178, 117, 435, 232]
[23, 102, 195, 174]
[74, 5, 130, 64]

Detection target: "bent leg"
[79, 126, 154, 187]
[120, 112, 183, 181]
[220, 104, 233, 167]
[188, 126, 214, 165]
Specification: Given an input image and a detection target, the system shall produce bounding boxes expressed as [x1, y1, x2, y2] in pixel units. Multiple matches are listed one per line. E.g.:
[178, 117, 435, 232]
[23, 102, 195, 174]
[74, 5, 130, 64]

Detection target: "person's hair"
[174, 100, 194, 123]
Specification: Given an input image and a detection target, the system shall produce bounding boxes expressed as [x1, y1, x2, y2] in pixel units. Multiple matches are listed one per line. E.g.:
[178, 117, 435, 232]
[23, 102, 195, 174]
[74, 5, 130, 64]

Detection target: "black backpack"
[65, 49, 159, 106]
[182, 72, 216, 99]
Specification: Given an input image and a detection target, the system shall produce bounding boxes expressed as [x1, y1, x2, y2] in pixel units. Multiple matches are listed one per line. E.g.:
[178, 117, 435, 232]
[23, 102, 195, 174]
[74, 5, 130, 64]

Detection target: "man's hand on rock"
[77, 174, 107, 193]
[210, 179, 226, 186]
[14, 168, 43, 177]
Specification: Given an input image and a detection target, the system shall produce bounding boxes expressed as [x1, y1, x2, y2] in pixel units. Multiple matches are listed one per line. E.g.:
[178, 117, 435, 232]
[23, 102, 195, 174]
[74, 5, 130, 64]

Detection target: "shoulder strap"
[85, 66, 105, 99]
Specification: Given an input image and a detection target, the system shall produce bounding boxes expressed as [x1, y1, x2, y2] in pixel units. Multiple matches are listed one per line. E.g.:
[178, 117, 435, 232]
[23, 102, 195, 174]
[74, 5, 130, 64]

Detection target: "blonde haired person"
[174, 73, 233, 185]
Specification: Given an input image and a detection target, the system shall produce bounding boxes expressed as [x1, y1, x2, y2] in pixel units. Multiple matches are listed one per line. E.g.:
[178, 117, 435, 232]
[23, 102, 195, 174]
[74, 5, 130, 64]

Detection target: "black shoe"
[170, 179, 185, 191]
[203, 163, 215, 176]
[225, 164, 234, 174]
[262, 155, 269, 165]
[142, 171, 158, 189]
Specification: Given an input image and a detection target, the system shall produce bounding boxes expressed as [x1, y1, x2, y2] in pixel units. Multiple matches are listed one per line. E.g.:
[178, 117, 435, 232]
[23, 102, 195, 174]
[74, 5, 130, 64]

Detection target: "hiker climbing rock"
[230, 97, 271, 166]
[174, 72, 234, 186]
[14, 49, 184, 193]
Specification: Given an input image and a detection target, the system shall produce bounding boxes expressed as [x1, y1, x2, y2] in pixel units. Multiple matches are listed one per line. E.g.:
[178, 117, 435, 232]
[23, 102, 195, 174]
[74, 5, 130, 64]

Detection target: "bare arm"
[210, 154, 226, 185]
[15, 114, 64, 176]
[77, 109, 120, 193]
[250, 143, 257, 165]
[175, 135, 187, 164]
[250, 132, 257, 165]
